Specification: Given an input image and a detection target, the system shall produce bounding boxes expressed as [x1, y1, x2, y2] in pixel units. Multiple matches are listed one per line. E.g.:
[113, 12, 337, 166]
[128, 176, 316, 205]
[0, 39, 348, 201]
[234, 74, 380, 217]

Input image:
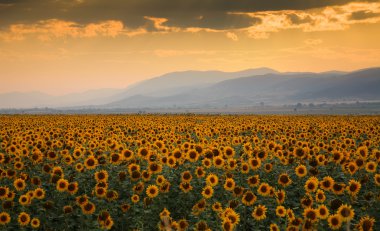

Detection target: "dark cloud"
[0, 0, 377, 30]
[349, 10, 380, 20]
[288, 14, 313, 25]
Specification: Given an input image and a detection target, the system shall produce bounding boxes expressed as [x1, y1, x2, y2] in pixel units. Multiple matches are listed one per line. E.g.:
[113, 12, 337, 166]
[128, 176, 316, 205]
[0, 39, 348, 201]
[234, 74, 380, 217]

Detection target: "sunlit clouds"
[0, 1, 379, 94]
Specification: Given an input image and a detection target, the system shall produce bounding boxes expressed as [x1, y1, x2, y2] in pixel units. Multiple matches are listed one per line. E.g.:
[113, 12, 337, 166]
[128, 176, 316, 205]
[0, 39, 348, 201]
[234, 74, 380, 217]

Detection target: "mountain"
[0, 67, 278, 108]
[108, 67, 279, 100]
[107, 67, 380, 108]
[0, 91, 52, 108]
[0, 88, 124, 108]
[1, 67, 379, 109]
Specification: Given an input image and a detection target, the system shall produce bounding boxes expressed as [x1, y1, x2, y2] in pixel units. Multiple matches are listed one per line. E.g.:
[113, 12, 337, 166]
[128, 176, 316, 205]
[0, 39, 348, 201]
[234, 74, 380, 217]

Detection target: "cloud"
[226, 32, 238, 41]
[153, 49, 216, 57]
[0, 19, 146, 41]
[0, 2, 379, 41]
[0, 0, 377, 30]
[304, 39, 323, 46]
[232, 2, 380, 39]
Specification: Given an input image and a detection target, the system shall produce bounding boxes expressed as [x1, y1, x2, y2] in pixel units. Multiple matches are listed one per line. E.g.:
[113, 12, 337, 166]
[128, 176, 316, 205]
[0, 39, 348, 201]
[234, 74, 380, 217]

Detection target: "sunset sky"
[1, 0, 380, 95]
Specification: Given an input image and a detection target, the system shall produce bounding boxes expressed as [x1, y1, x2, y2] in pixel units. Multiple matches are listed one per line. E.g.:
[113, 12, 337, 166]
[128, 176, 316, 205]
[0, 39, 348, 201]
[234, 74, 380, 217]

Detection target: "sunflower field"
[0, 115, 379, 230]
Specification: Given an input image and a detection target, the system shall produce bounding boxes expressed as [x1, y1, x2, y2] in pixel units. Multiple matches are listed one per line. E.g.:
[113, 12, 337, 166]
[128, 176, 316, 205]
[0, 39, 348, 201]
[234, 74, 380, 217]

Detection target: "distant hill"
[0, 88, 124, 108]
[1, 67, 379, 109]
[107, 67, 380, 108]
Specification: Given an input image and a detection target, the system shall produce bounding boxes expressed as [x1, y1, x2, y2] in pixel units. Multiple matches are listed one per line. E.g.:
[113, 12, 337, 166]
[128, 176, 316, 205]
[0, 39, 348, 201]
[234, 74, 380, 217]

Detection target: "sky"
[0, 0, 380, 95]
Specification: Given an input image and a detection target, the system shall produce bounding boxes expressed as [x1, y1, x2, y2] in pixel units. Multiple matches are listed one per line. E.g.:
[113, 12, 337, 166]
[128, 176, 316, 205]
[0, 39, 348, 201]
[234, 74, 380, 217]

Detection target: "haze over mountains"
[1, 67, 380, 109]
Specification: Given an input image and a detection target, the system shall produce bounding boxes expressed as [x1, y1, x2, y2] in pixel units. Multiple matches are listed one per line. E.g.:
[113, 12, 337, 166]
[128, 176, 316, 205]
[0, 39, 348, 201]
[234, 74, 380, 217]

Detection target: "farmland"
[0, 115, 379, 230]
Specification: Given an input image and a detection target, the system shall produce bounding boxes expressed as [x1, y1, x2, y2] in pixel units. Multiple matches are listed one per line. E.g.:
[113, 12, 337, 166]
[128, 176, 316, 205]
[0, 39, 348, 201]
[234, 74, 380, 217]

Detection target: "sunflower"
[269, 223, 280, 231]
[257, 183, 271, 197]
[233, 186, 244, 197]
[315, 189, 326, 203]
[213, 156, 225, 169]
[179, 182, 193, 193]
[303, 208, 318, 222]
[224, 146, 235, 158]
[148, 162, 162, 174]
[202, 186, 214, 199]
[375, 174, 380, 186]
[248, 157, 261, 171]
[357, 216, 375, 231]
[224, 178, 235, 191]
[178, 219, 189, 231]
[276, 206, 286, 217]
[156, 175, 166, 186]
[84, 155, 98, 170]
[278, 173, 292, 187]
[247, 175, 260, 187]
[122, 149, 134, 161]
[187, 149, 199, 162]
[56, 178, 69, 192]
[286, 209, 295, 221]
[365, 161, 377, 173]
[317, 204, 330, 220]
[131, 194, 140, 203]
[159, 208, 171, 220]
[202, 158, 212, 168]
[180, 171, 192, 183]
[346, 162, 358, 175]
[328, 214, 342, 230]
[164, 156, 175, 168]
[63, 205, 73, 214]
[221, 219, 234, 231]
[332, 151, 344, 163]
[320, 176, 334, 191]
[294, 147, 307, 159]
[0, 212, 11, 225]
[138, 147, 150, 160]
[146, 185, 159, 198]
[356, 146, 368, 158]
[31, 218, 40, 229]
[14, 178, 26, 191]
[0, 187, 9, 200]
[19, 195, 30, 206]
[212, 202, 223, 212]
[195, 167, 205, 178]
[128, 163, 140, 175]
[241, 162, 250, 174]
[275, 190, 286, 204]
[295, 165, 307, 177]
[95, 170, 109, 182]
[223, 209, 240, 226]
[76, 195, 89, 207]
[82, 202, 96, 215]
[195, 221, 209, 231]
[226, 159, 237, 171]
[346, 179, 361, 196]
[75, 163, 84, 172]
[252, 205, 267, 220]
[67, 182, 79, 195]
[337, 204, 355, 222]
[332, 183, 345, 195]
[242, 190, 256, 206]
[121, 203, 131, 213]
[304, 177, 318, 193]
[18, 212, 30, 226]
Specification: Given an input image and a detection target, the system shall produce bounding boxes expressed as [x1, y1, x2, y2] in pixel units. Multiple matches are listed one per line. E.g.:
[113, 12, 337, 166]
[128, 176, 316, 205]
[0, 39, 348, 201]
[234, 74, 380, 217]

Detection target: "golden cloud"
[231, 2, 380, 39]
[0, 19, 145, 41]
[226, 32, 238, 41]
[1, 2, 379, 42]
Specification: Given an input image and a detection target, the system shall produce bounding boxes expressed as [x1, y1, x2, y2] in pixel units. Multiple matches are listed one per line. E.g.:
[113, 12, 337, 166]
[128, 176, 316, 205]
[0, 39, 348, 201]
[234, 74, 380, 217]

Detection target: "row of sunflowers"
[0, 115, 379, 230]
